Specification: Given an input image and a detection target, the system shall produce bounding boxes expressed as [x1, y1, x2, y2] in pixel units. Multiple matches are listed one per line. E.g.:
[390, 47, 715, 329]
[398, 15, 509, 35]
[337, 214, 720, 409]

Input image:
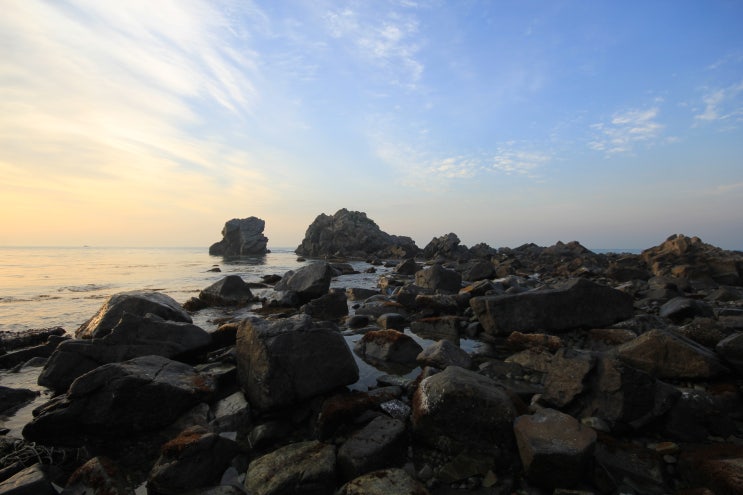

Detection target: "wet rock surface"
[3, 231, 743, 494]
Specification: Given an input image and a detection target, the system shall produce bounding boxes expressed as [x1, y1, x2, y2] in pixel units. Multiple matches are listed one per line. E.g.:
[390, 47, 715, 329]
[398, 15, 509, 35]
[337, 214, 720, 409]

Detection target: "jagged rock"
[394, 258, 419, 275]
[337, 416, 407, 480]
[410, 316, 462, 344]
[416, 339, 472, 369]
[414, 264, 462, 294]
[462, 259, 496, 282]
[273, 262, 334, 303]
[0, 326, 66, 353]
[23, 355, 215, 446]
[0, 334, 69, 370]
[76, 291, 192, 339]
[514, 408, 597, 488]
[295, 209, 419, 259]
[641, 234, 743, 286]
[39, 312, 212, 393]
[338, 468, 429, 495]
[245, 441, 336, 495]
[659, 297, 715, 323]
[664, 389, 737, 442]
[208, 217, 268, 256]
[470, 278, 634, 335]
[506, 331, 562, 352]
[63, 456, 132, 495]
[0, 386, 38, 416]
[198, 275, 255, 306]
[413, 293, 471, 315]
[315, 387, 403, 440]
[541, 349, 595, 409]
[209, 391, 251, 434]
[617, 328, 729, 379]
[593, 434, 670, 494]
[147, 426, 239, 495]
[236, 315, 358, 411]
[353, 330, 422, 366]
[301, 289, 349, 320]
[0, 464, 55, 495]
[422, 233, 470, 261]
[412, 366, 517, 458]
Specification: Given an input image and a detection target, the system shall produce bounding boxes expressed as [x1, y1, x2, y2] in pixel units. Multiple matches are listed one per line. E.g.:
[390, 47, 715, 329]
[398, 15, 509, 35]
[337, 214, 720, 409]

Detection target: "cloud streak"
[695, 81, 743, 125]
[589, 107, 664, 155]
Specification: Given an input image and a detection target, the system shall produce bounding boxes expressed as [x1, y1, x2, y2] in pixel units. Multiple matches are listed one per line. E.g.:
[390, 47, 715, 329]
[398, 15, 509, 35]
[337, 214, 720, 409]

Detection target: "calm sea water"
[0, 246, 389, 334]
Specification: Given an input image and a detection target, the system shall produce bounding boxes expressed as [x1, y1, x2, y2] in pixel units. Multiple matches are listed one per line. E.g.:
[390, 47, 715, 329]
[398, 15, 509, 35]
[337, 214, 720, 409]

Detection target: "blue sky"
[1, 0, 742, 250]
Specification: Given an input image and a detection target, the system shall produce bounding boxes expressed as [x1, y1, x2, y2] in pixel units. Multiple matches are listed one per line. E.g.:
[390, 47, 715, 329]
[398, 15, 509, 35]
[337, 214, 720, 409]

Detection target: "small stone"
[663, 455, 678, 464]
[654, 442, 680, 455]
[482, 470, 498, 488]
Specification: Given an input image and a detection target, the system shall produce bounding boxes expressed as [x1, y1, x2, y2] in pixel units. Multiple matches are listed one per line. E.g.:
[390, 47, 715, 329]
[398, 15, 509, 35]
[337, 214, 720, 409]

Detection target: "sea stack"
[209, 217, 269, 256]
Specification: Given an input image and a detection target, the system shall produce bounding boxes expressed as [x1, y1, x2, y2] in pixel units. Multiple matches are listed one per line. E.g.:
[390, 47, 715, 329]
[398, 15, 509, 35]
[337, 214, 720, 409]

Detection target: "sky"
[1, 0, 742, 251]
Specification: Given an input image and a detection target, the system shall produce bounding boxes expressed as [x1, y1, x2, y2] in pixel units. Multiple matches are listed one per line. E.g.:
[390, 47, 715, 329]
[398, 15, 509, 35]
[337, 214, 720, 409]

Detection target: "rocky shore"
[2, 213, 743, 494]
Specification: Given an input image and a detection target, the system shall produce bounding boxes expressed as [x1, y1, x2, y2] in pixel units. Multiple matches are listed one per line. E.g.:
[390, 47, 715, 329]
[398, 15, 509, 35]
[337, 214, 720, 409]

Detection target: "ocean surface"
[0, 246, 392, 334]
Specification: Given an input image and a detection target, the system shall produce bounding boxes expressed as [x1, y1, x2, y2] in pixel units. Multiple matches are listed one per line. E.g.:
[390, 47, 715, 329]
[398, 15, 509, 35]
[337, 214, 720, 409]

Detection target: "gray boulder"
[410, 316, 462, 344]
[236, 315, 359, 411]
[617, 328, 729, 379]
[147, 426, 240, 495]
[414, 264, 462, 293]
[416, 339, 472, 369]
[208, 217, 268, 256]
[353, 330, 423, 366]
[198, 275, 255, 306]
[659, 296, 715, 323]
[514, 408, 597, 488]
[295, 209, 420, 259]
[337, 416, 407, 481]
[0, 464, 55, 495]
[422, 233, 470, 261]
[716, 332, 743, 374]
[301, 289, 349, 320]
[76, 291, 192, 339]
[273, 262, 334, 303]
[23, 355, 215, 446]
[245, 441, 336, 495]
[39, 312, 211, 393]
[337, 468, 429, 495]
[412, 366, 517, 458]
[470, 278, 634, 335]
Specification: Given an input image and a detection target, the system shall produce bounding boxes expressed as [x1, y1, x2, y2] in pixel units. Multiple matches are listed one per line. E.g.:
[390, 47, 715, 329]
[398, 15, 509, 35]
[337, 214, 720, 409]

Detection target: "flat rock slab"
[470, 278, 634, 335]
[245, 441, 336, 495]
[338, 416, 407, 480]
[337, 468, 429, 495]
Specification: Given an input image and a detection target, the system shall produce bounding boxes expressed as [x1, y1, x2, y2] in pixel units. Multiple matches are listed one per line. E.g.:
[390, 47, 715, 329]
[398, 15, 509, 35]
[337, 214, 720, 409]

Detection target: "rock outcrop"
[295, 209, 420, 259]
[209, 217, 269, 256]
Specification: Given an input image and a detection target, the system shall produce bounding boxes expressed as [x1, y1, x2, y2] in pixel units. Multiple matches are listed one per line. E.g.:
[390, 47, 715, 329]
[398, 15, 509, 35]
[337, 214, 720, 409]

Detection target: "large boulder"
[208, 217, 269, 256]
[412, 366, 517, 459]
[76, 291, 192, 339]
[236, 315, 359, 411]
[414, 264, 462, 293]
[353, 330, 423, 367]
[513, 408, 597, 489]
[23, 355, 215, 446]
[38, 312, 212, 393]
[273, 262, 334, 304]
[245, 441, 337, 495]
[295, 209, 420, 259]
[422, 233, 470, 261]
[470, 278, 634, 335]
[198, 275, 256, 306]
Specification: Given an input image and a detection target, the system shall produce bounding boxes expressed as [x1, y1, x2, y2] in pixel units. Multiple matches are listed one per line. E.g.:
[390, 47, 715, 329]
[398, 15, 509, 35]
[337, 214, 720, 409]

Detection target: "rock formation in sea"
[295, 208, 420, 259]
[4, 233, 743, 494]
[209, 216, 269, 256]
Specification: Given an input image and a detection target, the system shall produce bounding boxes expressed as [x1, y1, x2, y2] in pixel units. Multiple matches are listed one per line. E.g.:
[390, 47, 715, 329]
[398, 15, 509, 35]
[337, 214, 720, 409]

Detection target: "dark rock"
[315, 387, 403, 440]
[463, 259, 496, 281]
[0, 464, 55, 495]
[353, 330, 422, 366]
[208, 217, 268, 256]
[514, 408, 597, 488]
[593, 434, 670, 494]
[295, 209, 420, 259]
[23, 355, 214, 446]
[506, 331, 563, 352]
[76, 291, 192, 339]
[354, 299, 408, 319]
[236, 315, 358, 411]
[413, 293, 470, 315]
[345, 288, 380, 301]
[679, 443, 743, 495]
[331, 262, 359, 275]
[541, 348, 595, 409]
[470, 278, 634, 336]
[617, 329, 729, 379]
[245, 441, 336, 495]
[273, 262, 334, 303]
[198, 275, 255, 306]
[414, 264, 462, 294]
[422, 233, 470, 261]
[0, 334, 69, 370]
[346, 315, 372, 329]
[209, 391, 251, 434]
[376, 313, 406, 331]
[408, 315, 464, 343]
[337, 416, 407, 480]
[63, 456, 131, 495]
[301, 289, 349, 320]
[394, 258, 419, 275]
[0, 327, 66, 353]
[664, 389, 738, 442]
[39, 312, 212, 393]
[338, 468, 428, 495]
[412, 366, 517, 458]
[0, 386, 38, 416]
[416, 339, 472, 369]
[716, 332, 743, 374]
[659, 297, 715, 323]
[147, 426, 239, 495]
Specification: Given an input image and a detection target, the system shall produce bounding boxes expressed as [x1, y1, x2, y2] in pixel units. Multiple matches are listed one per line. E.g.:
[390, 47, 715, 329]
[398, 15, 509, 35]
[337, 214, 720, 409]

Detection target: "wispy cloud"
[589, 107, 664, 155]
[323, 5, 423, 88]
[694, 81, 743, 125]
[490, 145, 551, 177]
